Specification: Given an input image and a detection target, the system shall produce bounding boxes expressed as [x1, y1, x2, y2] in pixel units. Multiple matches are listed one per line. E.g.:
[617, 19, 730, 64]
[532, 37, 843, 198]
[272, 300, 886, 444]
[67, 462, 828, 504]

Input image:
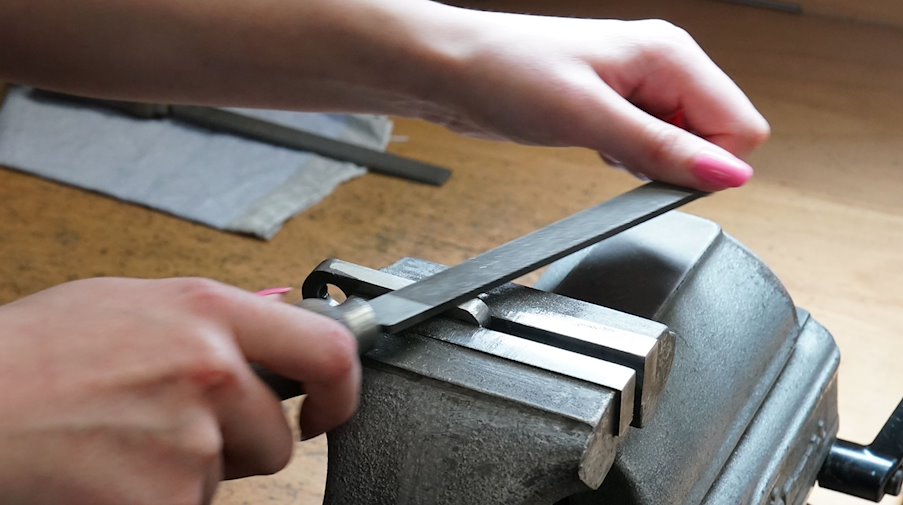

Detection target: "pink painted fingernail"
[255, 287, 293, 298]
[691, 151, 754, 189]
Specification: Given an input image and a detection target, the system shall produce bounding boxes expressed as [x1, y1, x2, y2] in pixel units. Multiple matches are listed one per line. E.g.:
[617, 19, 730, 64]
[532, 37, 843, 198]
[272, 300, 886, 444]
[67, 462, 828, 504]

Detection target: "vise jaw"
[302, 256, 674, 502]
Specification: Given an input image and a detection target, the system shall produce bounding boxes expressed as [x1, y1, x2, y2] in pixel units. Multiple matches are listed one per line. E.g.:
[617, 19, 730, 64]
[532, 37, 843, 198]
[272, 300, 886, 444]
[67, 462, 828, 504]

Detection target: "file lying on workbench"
[0, 86, 392, 239]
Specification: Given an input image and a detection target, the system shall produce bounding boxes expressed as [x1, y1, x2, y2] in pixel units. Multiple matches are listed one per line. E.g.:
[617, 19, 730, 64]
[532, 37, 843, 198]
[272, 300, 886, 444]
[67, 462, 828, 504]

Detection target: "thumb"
[588, 88, 755, 191]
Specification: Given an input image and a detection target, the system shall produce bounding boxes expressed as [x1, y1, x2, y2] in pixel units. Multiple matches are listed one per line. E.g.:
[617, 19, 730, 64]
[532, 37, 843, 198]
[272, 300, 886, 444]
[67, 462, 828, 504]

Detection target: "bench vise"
[299, 211, 902, 505]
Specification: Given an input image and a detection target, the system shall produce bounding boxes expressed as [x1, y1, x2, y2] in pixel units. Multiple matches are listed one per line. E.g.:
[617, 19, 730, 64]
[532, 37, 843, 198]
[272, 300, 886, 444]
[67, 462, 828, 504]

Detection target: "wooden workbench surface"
[1, 1, 901, 504]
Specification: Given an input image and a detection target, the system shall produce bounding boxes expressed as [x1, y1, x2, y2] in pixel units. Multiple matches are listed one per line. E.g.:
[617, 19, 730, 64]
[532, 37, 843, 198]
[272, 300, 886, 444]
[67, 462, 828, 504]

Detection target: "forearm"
[0, 0, 466, 112]
[0, 0, 770, 190]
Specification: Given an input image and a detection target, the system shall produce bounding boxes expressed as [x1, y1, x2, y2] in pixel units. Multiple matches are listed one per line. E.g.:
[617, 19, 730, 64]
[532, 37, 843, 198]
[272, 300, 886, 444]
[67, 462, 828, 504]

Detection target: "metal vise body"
[302, 212, 842, 505]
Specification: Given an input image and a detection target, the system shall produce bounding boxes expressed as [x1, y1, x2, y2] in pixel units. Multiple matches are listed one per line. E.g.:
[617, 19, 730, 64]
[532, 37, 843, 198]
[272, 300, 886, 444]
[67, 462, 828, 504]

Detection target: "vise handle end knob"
[253, 297, 381, 401]
[297, 297, 382, 354]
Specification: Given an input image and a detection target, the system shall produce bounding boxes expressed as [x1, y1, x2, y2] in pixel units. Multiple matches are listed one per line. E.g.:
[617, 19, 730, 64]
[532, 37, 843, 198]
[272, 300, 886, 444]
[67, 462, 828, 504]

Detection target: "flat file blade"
[368, 182, 705, 332]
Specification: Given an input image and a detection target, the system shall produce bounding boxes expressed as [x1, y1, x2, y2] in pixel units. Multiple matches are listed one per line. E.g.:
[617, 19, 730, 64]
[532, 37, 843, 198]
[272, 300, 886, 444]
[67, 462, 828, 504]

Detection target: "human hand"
[416, 12, 770, 191]
[0, 277, 359, 505]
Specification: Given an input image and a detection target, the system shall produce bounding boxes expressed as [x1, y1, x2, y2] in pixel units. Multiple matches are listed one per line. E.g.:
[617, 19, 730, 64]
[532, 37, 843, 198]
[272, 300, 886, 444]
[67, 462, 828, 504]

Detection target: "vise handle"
[818, 397, 903, 501]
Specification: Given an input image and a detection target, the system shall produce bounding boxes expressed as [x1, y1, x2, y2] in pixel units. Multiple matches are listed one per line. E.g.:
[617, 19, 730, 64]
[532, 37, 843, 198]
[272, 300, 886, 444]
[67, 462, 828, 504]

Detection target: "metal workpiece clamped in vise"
[259, 182, 902, 505]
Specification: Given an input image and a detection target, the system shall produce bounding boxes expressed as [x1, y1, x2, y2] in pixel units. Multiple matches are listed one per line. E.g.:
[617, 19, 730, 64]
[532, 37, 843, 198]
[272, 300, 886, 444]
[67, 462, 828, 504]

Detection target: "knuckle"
[180, 336, 242, 389]
[635, 20, 701, 68]
[653, 19, 694, 45]
[666, 24, 694, 46]
[639, 18, 677, 32]
[640, 19, 693, 46]
[160, 278, 244, 383]
[161, 324, 242, 392]
[173, 277, 233, 313]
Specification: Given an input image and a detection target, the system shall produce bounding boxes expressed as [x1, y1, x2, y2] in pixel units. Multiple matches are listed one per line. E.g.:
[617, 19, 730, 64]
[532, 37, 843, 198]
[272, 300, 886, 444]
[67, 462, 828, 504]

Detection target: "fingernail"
[691, 151, 753, 188]
[255, 287, 293, 298]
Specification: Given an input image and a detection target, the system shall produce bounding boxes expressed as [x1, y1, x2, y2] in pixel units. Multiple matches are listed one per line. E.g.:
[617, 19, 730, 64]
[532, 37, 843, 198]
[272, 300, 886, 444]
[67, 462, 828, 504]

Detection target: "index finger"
[614, 31, 769, 157]
[211, 286, 362, 436]
[665, 46, 770, 156]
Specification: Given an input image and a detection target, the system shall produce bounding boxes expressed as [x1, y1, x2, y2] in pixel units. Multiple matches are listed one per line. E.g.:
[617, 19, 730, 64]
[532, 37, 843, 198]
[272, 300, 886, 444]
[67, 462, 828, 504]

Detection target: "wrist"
[322, 0, 481, 117]
[237, 0, 482, 115]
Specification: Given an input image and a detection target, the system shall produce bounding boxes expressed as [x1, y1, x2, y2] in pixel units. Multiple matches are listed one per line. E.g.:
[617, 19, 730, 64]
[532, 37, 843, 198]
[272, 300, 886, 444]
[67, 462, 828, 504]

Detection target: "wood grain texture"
[797, 0, 903, 29]
[1, 1, 901, 504]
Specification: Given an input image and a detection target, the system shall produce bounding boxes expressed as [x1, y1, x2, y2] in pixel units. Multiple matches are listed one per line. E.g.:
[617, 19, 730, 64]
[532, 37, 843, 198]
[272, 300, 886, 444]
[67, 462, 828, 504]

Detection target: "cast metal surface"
[539, 212, 840, 505]
[316, 257, 677, 504]
[696, 310, 839, 505]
